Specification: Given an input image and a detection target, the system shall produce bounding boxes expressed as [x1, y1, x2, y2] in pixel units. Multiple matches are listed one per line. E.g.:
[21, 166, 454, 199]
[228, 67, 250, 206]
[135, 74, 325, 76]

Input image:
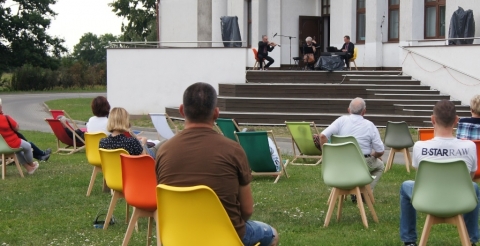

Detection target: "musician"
[341, 35, 355, 69]
[303, 36, 317, 70]
[257, 35, 276, 70]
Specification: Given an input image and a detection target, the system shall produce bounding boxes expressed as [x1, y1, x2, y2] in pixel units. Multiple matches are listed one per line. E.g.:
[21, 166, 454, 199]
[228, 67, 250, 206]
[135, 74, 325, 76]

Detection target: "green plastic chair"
[0, 135, 24, 180]
[384, 121, 414, 173]
[412, 159, 478, 246]
[285, 121, 322, 166]
[215, 118, 241, 141]
[235, 131, 289, 183]
[322, 142, 378, 228]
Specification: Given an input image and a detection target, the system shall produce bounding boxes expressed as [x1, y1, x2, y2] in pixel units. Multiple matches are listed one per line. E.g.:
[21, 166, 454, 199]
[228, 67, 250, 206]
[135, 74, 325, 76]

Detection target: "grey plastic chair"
[384, 121, 414, 173]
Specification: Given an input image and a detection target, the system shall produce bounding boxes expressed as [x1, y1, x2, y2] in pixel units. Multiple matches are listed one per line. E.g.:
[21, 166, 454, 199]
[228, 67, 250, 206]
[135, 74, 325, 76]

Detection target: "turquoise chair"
[215, 118, 241, 141]
[285, 121, 322, 166]
[322, 142, 378, 228]
[412, 159, 478, 246]
[235, 131, 289, 183]
[384, 121, 414, 173]
[0, 135, 24, 180]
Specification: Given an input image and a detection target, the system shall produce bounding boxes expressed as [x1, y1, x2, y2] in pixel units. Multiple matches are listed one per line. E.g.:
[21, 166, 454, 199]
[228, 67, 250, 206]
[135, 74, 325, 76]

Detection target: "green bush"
[11, 64, 56, 91]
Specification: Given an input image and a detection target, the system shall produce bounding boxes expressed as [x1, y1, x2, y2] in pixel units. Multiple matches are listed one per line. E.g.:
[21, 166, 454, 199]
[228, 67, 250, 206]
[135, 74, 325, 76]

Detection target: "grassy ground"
[0, 131, 468, 245]
[44, 98, 426, 140]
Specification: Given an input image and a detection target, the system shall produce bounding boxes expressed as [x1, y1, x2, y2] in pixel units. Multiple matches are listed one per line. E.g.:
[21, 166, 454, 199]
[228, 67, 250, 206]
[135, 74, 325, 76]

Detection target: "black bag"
[5, 115, 27, 141]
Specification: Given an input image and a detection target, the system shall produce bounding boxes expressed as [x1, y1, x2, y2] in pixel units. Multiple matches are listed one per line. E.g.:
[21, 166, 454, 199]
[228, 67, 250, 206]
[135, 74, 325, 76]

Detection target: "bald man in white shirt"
[319, 98, 385, 195]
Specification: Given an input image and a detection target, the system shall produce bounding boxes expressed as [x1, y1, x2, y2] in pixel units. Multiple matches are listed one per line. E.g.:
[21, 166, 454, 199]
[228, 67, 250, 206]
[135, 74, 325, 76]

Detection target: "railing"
[399, 46, 480, 83]
[108, 41, 248, 48]
[405, 37, 480, 46]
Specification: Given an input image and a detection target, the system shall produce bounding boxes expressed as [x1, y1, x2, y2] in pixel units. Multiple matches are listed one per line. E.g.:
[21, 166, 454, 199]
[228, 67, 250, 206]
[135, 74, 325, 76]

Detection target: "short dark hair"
[344, 35, 350, 40]
[91, 96, 110, 117]
[433, 100, 457, 127]
[183, 82, 217, 123]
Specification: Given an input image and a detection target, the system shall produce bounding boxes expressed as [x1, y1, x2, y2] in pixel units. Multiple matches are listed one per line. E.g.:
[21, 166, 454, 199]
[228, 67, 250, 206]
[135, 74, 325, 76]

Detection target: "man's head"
[348, 97, 366, 115]
[470, 94, 480, 117]
[344, 35, 350, 43]
[180, 82, 219, 125]
[432, 100, 458, 128]
[262, 35, 268, 43]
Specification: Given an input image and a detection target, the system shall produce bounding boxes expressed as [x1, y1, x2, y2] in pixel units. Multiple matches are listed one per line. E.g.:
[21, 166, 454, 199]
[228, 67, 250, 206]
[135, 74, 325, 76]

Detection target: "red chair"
[252, 48, 265, 70]
[50, 109, 86, 132]
[418, 128, 434, 141]
[472, 140, 480, 182]
[45, 118, 85, 154]
[120, 154, 158, 246]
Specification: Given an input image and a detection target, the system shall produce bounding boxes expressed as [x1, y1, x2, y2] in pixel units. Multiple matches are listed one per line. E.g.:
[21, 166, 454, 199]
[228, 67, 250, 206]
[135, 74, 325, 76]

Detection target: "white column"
[267, 0, 281, 67]
[364, 0, 387, 67]
[212, 0, 227, 47]
[399, 0, 424, 46]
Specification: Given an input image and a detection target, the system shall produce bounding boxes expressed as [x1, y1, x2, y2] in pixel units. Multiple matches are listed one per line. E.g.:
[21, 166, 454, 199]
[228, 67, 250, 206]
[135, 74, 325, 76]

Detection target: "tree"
[109, 0, 157, 42]
[73, 33, 118, 64]
[0, 0, 67, 73]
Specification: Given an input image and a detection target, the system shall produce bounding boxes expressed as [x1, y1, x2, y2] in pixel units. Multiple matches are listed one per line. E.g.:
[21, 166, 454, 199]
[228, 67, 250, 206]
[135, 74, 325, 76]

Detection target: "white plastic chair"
[149, 113, 178, 140]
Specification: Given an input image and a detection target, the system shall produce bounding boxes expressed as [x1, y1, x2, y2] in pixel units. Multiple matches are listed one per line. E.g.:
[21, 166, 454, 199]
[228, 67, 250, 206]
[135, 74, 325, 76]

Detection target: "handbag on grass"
[5, 115, 27, 141]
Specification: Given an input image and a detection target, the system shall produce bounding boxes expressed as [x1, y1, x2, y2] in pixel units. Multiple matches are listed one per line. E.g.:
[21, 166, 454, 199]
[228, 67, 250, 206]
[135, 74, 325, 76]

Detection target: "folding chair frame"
[46, 118, 86, 155]
[215, 119, 241, 137]
[286, 121, 322, 166]
[149, 113, 177, 140]
[50, 109, 82, 131]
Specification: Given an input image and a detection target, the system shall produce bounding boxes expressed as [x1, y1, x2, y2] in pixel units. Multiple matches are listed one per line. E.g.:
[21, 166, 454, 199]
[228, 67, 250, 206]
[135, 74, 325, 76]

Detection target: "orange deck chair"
[45, 118, 85, 155]
[120, 154, 158, 246]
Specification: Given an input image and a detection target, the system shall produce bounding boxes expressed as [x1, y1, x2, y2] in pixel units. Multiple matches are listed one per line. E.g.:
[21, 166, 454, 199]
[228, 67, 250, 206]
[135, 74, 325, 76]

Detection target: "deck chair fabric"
[50, 109, 86, 132]
[149, 113, 177, 140]
[216, 118, 241, 141]
[235, 131, 289, 183]
[45, 118, 85, 154]
[285, 121, 322, 166]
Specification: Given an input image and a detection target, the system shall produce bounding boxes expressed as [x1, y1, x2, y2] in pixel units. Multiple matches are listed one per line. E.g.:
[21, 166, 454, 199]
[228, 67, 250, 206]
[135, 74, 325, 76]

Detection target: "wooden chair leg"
[104, 191, 121, 230]
[327, 188, 335, 204]
[385, 149, 395, 172]
[147, 216, 153, 246]
[126, 203, 130, 224]
[419, 214, 434, 246]
[122, 207, 140, 246]
[86, 166, 100, 196]
[13, 154, 24, 178]
[362, 186, 378, 223]
[154, 210, 161, 246]
[405, 149, 413, 173]
[355, 187, 369, 228]
[364, 184, 375, 204]
[336, 194, 344, 222]
[354, 60, 358, 70]
[402, 148, 411, 173]
[452, 215, 471, 246]
[324, 188, 339, 227]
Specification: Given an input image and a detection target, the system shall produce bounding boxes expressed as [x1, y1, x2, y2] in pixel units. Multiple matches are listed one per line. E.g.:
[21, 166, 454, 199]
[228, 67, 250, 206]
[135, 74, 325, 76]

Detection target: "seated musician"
[340, 35, 355, 70]
[303, 37, 316, 70]
[257, 35, 277, 70]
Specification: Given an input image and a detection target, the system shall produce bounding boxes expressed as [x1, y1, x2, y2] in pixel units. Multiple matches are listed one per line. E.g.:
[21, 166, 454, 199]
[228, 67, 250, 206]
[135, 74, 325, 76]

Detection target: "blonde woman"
[457, 94, 480, 140]
[99, 107, 157, 158]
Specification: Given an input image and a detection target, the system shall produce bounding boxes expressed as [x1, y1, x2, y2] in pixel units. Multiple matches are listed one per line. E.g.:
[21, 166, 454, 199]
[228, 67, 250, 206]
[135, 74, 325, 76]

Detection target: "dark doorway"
[299, 16, 323, 58]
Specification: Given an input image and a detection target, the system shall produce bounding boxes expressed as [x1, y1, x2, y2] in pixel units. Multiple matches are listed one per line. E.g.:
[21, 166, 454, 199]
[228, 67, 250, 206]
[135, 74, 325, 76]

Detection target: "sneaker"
[404, 242, 417, 246]
[44, 148, 51, 155]
[27, 162, 39, 175]
[39, 154, 50, 162]
[351, 195, 357, 203]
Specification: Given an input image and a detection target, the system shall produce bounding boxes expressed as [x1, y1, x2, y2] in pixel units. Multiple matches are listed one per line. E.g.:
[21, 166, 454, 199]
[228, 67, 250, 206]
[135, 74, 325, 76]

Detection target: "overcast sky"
[6, 0, 124, 52]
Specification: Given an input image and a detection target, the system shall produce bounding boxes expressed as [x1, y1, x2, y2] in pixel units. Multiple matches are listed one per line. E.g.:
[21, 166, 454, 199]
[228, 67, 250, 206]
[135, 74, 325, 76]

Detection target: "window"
[322, 0, 330, 16]
[388, 0, 400, 41]
[425, 0, 446, 39]
[356, 0, 366, 43]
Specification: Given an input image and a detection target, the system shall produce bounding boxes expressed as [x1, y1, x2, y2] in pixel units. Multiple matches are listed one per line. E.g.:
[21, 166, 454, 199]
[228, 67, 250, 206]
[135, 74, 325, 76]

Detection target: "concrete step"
[394, 104, 470, 112]
[401, 109, 471, 117]
[372, 93, 450, 100]
[366, 89, 439, 94]
[344, 79, 421, 85]
[344, 74, 412, 80]
[246, 70, 404, 83]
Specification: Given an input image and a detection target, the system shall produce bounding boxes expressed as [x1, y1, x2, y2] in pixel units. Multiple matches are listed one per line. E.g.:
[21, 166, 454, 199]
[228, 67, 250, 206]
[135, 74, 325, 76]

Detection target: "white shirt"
[321, 114, 384, 155]
[412, 137, 477, 172]
[86, 116, 109, 135]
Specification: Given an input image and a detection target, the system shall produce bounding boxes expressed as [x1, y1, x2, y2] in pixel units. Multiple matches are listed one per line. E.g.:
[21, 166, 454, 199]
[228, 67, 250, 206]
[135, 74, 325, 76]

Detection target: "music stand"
[277, 34, 296, 67]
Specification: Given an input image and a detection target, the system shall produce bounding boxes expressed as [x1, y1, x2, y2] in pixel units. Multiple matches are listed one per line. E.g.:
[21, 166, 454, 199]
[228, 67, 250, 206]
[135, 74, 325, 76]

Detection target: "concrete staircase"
[165, 71, 470, 127]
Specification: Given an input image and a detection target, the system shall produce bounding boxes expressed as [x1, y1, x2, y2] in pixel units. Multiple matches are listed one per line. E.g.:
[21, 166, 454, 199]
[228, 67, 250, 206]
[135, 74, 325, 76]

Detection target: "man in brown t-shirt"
[156, 82, 278, 246]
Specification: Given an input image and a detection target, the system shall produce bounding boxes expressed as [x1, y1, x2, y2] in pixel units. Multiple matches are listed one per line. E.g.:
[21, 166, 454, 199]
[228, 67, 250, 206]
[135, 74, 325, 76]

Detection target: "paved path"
[2, 92, 407, 164]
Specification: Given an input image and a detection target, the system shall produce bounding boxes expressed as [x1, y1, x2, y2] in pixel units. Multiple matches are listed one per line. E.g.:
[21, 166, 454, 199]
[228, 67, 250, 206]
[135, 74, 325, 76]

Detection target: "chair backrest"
[472, 140, 480, 180]
[216, 118, 240, 141]
[322, 142, 373, 189]
[330, 135, 360, 148]
[45, 118, 84, 147]
[156, 184, 243, 246]
[384, 121, 414, 149]
[84, 132, 107, 166]
[49, 109, 65, 119]
[418, 128, 434, 141]
[235, 131, 278, 172]
[252, 48, 259, 61]
[149, 113, 176, 139]
[0, 134, 19, 154]
[99, 148, 129, 192]
[351, 47, 358, 60]
[120, 154, 157, 211]
[412, 159, 478, 217]
[285, 122, 322, 155]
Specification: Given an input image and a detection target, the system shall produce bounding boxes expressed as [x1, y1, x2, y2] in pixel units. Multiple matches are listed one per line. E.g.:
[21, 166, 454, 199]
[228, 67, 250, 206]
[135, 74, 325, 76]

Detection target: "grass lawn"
[0, 131, 469, 245]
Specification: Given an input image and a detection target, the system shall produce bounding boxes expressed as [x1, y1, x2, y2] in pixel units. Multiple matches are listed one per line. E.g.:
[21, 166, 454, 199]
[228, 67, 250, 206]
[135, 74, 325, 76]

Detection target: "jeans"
[30, 142, 45, 159]
[242, 220, 275, 246]
[400, 180, 480, 243]
[16, 139, 34, 165]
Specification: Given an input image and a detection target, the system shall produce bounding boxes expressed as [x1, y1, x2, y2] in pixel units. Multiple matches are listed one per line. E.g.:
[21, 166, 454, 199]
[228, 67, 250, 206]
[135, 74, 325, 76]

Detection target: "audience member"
[0, 100, 41, 174]
[99, 107, 159, 159]
[57, 115, 85, 144]
[86, 96, 110, 135]
[457, 94, 480, 140]
[400, 100, 479, 246]
[318, 97, 384, 202]
[156, 82, 278, 246]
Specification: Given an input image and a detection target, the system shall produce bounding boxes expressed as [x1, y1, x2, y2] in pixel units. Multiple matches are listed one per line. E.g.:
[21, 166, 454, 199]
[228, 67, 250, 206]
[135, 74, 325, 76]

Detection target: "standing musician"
[340, 35, 355, 70]
[303, 36, 317, 70]
[257, 35, 278, 70]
